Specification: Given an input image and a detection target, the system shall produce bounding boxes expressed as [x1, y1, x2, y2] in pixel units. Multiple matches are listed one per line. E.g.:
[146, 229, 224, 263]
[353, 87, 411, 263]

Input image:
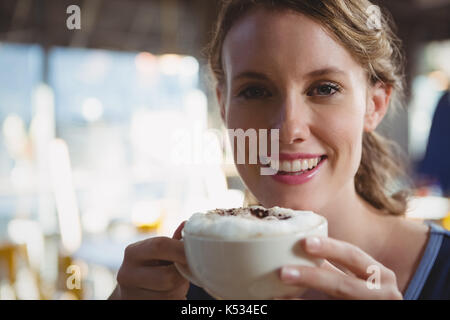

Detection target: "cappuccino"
[177, 206, 328, 299]
[184, 206, 324, 240]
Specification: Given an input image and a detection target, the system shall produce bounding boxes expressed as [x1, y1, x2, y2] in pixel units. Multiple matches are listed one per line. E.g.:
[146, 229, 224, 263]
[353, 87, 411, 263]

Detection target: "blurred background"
[0, 0, 449, 300]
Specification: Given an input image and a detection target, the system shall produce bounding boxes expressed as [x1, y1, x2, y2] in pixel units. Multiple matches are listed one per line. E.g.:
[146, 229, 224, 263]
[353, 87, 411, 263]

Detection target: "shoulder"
[429, 223, 450, 245]
[418, 223, 450, 300]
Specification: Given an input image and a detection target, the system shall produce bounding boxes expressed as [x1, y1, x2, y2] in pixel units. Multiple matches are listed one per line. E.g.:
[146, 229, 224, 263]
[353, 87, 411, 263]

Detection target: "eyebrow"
[232, 71, 270, 81]
[232, 67, 347, 81]
[306, 67, 346, 78]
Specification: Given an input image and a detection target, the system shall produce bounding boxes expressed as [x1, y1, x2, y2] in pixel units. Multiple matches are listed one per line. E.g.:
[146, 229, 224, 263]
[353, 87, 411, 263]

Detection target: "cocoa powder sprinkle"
[211, 207, 291, 220]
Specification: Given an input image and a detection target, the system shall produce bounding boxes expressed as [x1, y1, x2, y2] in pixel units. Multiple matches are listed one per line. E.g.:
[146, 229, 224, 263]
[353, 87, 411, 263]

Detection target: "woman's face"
[218, 8, 386, 212]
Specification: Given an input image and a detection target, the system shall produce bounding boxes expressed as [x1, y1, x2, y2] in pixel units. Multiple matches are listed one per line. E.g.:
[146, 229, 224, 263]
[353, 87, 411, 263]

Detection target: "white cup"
[175, 216, 327, 300]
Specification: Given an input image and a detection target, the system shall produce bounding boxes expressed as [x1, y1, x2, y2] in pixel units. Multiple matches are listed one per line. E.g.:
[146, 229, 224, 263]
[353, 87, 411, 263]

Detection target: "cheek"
[224, 106, 263, 183]
[320, 106, 365, 177]
[226, 103, 269, 130]
[226, 103, 273, 171]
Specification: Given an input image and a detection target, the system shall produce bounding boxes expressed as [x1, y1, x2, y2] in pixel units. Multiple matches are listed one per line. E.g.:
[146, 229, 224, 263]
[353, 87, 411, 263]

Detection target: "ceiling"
[0, 0, 218, 59]
[0, 0, 449, 59]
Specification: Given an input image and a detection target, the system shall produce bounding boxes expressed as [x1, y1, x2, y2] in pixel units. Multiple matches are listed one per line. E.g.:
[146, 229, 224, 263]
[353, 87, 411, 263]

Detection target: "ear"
[216, 85, 226, 124]
[364, 82, 392, 132]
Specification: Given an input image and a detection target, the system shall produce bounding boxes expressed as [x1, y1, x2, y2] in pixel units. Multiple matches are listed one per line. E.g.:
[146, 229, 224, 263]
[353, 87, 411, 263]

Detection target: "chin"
[256, 189, 325, 213]
[240, 168, 328, 212]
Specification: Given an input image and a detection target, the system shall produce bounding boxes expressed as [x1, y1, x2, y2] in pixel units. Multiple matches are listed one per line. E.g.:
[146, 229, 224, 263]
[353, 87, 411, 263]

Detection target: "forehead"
[222, 7, 363, 81]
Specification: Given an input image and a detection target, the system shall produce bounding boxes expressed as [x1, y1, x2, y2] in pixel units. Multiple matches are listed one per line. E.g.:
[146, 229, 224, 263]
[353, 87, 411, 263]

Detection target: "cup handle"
[174, 262, 203, 288]
[175, 237, 203, 287]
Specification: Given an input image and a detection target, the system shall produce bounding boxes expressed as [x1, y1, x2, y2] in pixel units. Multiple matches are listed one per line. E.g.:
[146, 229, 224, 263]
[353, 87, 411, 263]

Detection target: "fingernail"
[281, 267, 301, 281]
[306, 237, 321, 252]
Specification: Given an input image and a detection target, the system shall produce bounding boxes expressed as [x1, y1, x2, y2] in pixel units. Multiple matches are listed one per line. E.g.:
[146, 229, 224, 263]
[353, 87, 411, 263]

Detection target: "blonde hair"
[206, 0, 410, 216]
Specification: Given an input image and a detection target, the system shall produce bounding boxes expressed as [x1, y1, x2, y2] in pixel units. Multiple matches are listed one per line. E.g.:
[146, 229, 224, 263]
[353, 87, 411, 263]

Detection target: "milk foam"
[183, 206, 325, 240]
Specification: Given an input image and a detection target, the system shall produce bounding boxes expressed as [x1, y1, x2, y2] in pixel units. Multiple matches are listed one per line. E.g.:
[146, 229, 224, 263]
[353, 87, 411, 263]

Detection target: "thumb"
[172, 221, 187, 240]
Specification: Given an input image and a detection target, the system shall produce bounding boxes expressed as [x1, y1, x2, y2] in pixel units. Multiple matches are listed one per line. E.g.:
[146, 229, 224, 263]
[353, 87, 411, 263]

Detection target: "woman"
[109, 0, 449, 300]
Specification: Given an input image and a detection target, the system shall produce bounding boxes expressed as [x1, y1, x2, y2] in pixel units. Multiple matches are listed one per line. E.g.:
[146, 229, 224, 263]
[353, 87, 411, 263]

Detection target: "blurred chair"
[417, 91, 450, 196]
[6, 219, 48, 299]
[0, 242, 43, 299]
[0, 242, 22, 298]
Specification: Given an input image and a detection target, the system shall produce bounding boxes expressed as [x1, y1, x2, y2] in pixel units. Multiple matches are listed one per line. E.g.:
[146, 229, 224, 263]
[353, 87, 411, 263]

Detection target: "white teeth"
[292, 160, 301, 171]
[280, 161, 291, 172]
[301, 160, 309, 171]
[268, 156, 322, 173]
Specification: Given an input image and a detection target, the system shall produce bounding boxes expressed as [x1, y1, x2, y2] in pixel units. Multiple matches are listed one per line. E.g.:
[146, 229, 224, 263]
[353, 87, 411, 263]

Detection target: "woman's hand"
[109, 221, 190, 300]
[278, 236, 403, 300]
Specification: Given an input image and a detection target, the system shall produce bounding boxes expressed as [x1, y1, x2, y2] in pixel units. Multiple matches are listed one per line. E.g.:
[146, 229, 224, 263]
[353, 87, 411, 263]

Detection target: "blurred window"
[48, 47, 199, 126]
[46, 47, 206, 229]
[0, 43, 43, 179]
[0, 43, 43, 125]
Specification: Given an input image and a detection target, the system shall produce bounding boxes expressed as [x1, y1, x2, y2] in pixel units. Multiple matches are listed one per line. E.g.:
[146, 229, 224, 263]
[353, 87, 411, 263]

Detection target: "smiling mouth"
[262, 155, 327, 175]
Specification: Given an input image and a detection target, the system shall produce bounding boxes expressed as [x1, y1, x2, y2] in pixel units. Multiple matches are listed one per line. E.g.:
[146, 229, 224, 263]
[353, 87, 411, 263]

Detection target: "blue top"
[403, 222, 450, 300]
[187, 222, 450, 300]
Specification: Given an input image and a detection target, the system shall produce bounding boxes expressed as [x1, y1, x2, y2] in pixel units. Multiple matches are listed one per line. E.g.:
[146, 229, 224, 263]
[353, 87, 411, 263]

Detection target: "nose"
[273, 93, 311, 145]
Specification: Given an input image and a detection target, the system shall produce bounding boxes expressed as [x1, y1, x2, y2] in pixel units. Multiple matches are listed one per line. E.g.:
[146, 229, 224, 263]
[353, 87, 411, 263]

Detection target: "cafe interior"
[0, 0, 449, 299]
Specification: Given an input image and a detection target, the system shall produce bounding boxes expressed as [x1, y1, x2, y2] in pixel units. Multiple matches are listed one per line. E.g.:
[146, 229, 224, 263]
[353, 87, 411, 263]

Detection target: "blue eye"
[308, 83, 341, 96]
[238, 86, 271, 99]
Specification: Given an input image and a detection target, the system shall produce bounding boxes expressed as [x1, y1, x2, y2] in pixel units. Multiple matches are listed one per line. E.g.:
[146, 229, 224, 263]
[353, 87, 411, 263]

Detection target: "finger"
[280, 265, 382, 300]
[327, 261, 357, 277]
[120, 281, 189, 300]
[172, 221, 186, 240]
[296, 289, 331, 300]
[273, 296, 304, 300]
[320, 260, 348, 276]
[119, 286, 162, 300]
[118, 263, 188, 292]
[125, 237, 187, 265]
[166, 280, 191, 300]
[300, 236, 386, 279]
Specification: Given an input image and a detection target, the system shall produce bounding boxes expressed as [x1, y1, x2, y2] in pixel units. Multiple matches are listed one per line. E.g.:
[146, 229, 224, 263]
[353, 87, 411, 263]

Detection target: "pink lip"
[270, 156, 327, 185]
[276, 153, 325, 160]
